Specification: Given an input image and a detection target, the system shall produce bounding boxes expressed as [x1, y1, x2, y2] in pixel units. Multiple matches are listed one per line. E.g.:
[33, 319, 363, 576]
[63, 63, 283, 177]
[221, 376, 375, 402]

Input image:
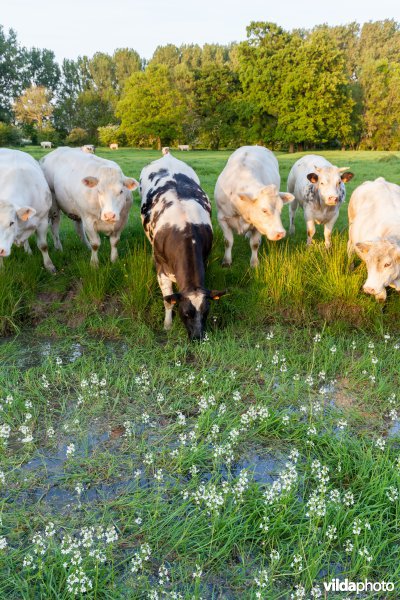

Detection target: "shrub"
[0, 122, 22, 146]
[97, 124, 126, 147]
[66, 127, 91, 146]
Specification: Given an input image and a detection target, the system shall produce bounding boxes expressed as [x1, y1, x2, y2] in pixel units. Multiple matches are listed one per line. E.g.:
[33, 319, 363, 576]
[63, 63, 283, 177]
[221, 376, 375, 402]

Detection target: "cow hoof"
[250, 260, 259, 268]
[46, 265, 57, 274]
[289, 227, 295, 236]
[221, 260, 232, 268]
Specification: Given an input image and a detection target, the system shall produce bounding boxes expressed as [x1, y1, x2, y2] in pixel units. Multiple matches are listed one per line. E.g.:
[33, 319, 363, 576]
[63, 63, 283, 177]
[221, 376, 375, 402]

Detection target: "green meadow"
[1, 148, 400, 599]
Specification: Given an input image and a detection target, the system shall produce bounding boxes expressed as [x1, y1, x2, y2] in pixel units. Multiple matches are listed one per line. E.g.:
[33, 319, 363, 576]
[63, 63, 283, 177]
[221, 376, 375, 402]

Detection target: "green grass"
[1, 148, 400, 598]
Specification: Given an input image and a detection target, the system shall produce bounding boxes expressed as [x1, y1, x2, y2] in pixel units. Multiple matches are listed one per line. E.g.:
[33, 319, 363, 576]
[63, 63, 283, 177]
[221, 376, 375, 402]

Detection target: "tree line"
[1, 19, 400, 150]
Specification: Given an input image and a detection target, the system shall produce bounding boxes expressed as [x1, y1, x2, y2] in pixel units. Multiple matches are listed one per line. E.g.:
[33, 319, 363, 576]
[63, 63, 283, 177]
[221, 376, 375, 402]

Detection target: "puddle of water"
[0, 332, 131, 371]
[388, 420, 400, 438]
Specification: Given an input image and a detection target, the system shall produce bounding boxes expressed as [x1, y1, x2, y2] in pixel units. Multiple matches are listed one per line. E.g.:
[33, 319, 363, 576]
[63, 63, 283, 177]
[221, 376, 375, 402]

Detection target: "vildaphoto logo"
[323, 579, 394, 594]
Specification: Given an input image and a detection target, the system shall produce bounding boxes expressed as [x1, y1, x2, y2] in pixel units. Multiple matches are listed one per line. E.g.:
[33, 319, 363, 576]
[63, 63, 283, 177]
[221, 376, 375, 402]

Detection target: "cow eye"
[120, 190, 124, 195]
[384, 262, 392, 268]
[262, 209, 271, 215]
[9, 221, 14, 227]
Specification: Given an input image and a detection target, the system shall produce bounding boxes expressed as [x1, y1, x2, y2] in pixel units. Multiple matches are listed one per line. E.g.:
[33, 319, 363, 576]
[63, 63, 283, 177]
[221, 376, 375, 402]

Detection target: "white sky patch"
[2, 0, 399, 62]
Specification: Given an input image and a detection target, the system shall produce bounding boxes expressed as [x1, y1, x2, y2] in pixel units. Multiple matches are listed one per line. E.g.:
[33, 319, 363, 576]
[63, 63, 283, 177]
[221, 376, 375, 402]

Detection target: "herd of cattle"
[0, 145, 399, 338]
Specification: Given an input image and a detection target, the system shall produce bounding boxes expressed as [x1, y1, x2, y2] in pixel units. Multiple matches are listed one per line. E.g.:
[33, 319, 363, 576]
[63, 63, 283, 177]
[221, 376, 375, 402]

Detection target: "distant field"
[1, 148, 400, 599]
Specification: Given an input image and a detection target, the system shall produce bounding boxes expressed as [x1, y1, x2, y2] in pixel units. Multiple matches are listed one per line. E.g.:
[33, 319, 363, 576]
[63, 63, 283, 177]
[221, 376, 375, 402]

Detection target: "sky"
[2, 0, 399, 62]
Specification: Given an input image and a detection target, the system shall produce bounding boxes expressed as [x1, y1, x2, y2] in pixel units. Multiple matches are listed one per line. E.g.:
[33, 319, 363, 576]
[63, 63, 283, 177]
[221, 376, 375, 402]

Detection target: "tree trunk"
[289, 143, 295, 153]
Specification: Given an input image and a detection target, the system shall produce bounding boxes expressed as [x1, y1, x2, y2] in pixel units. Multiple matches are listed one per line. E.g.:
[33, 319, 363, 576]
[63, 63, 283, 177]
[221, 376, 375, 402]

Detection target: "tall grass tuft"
[121, 242, 158, 317]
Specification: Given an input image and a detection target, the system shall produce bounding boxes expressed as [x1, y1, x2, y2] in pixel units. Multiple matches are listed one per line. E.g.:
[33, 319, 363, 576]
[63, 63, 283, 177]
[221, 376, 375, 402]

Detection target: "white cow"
[40, 147, 138, 266]
[0, 149, 55, 272]
[178, 145, 190, 151]
[40, 141, 52, 149]
[348, 177, 400, 302]
[81, 145, 95, 154]
[215, 146, 294, 267]
[109, 143, 118, 150]
[287, 155, 354, 248]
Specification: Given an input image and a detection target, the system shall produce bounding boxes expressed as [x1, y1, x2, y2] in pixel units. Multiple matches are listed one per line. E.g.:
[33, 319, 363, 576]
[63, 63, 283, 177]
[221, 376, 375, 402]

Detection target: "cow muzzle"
[326, 196, 339, 206]
[270, 231, 286, 241]
[101, 212, 117, 223]
[363, 285, 382, 296]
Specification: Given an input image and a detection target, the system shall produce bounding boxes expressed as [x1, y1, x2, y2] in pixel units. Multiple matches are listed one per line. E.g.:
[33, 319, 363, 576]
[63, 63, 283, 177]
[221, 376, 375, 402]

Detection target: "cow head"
[163, 289, 226, 340]
[307, 166, 354, 206]
[236, 185, 294, 240]
[0, 201, 36, 258]
[82, 166, 139, 223]
[356, 239, 400, 302]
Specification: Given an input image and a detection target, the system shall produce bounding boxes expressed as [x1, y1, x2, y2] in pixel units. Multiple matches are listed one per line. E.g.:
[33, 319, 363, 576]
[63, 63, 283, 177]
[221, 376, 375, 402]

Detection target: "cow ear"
[82, 176, 99, 188]
[307, 173, 319, 184]
[16, 206, 36, 221]
[356, 242, 373, 255]
[163, 293, 182, 306]
[208, 289, 227, 300]
[279, 192, 295, 204]
[341, 171, 354, 183]
[124, 177, 139, 191]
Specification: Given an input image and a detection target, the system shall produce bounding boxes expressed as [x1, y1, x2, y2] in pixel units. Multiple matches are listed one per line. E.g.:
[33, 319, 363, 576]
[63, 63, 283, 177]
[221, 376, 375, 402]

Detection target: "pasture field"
[1, 148, 400, 599]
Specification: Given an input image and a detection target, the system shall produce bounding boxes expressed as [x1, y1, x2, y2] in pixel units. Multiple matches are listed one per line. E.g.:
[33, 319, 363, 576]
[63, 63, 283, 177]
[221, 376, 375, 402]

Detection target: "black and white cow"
[140, 152, 225, 340]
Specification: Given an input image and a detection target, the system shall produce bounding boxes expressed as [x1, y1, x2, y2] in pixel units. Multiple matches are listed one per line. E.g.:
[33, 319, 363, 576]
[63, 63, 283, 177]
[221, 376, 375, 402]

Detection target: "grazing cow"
[178, 145, 190, 151]
[215, 146, 294, 267]
[40, 147, 138, 266]
[0, 149, 55, 272]
[348, 177, 400, 302]
[81, 145, 95, 154]
[40, 141, 52, 149]
[287, 155, 354, 248]
[140, 151, 225, 340]
[109, 143, 118, 150]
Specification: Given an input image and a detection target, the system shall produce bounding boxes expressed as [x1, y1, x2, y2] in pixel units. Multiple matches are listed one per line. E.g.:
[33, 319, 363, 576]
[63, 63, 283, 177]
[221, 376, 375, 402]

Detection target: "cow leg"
[109, 232, 121, 263]
[323, 215, 337, 249]
[74, 220, 91, 249]
[83, 222, 101, 267]
[0, 257, 3, 269]
[157, 272, 174, 330]
[249, 229, 262, 268]
[289, 198, 298, 235]
[50, 204, 63, 251]
[24, 240, 32, 255]
[218, 217, 234, 267]
[36, 220, 56, 273]
[306, 218, 316, 246]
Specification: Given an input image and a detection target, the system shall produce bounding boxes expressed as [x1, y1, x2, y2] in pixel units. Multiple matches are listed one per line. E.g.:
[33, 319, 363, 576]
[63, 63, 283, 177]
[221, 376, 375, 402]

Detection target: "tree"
[13, 85, 53, 129]
[275, 30, 354, 148]
[74, 89, 115, 140]
[117, 64, 186, 148]
[25, 47, 60, 91]
[53, 58, 84, 134]
[193, 64, 241, 149]
[0, 27, 26, 121]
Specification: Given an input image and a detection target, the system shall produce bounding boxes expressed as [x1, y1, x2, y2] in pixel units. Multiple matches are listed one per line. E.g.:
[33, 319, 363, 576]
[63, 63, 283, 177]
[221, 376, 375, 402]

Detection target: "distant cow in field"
[215, 145, 294, 267]
[109, 143, 118, 150]
[178, 145, 189, 151]
[287, 155, 354, 248]
[0, 149, 55, 272]
[40, 141, 52, 149]
[81, 145, 95, 154]
[140, 151, 225, 340]
[348, 177, 400, 302]
[40, 147, 138, 266]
